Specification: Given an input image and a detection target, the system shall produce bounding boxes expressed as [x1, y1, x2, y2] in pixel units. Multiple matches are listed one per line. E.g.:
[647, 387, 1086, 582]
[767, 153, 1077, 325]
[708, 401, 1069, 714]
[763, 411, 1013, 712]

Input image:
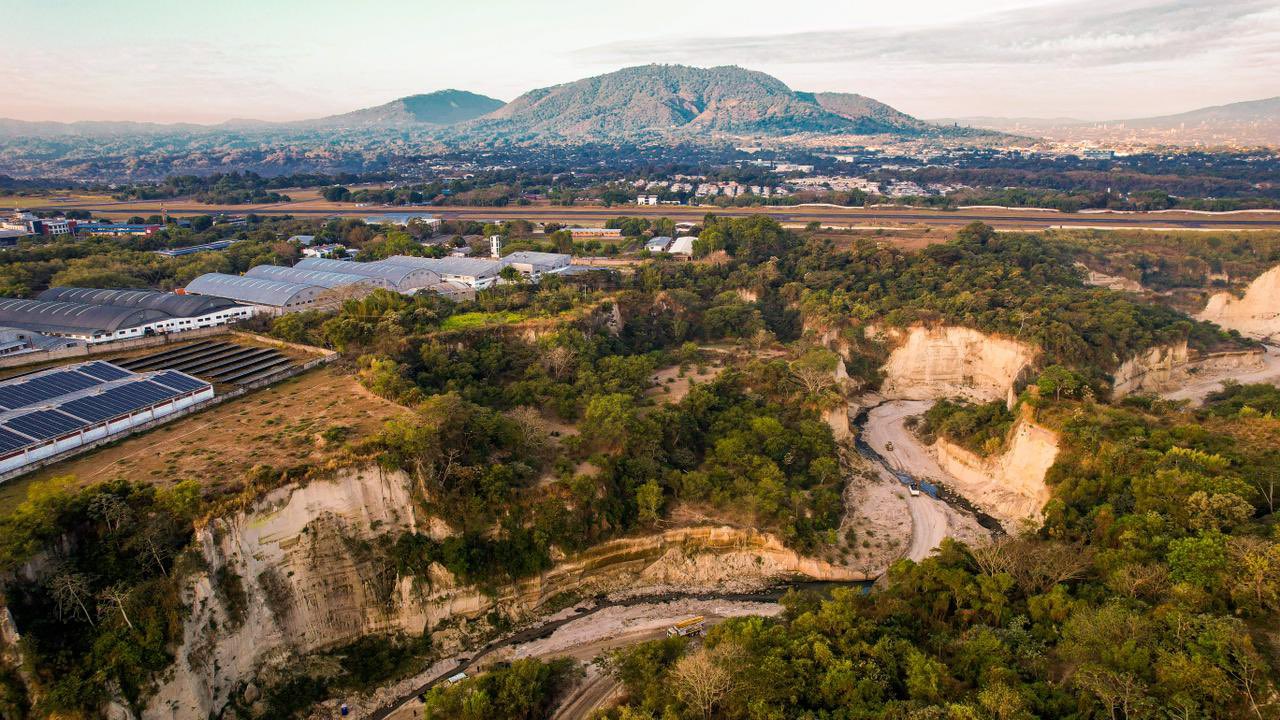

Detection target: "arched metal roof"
[381, 255, 503, 280]
[0, 299, 169, 334]
[295, 257, 441, 290]
[37, 287, 241, 318]
[185, 274, 325, 307]
[244, 265, 391, 290]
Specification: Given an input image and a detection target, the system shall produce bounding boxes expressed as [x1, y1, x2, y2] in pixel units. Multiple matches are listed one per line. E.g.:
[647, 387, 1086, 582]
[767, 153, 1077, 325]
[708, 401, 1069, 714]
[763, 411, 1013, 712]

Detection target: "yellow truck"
[667, 616, 706, 637]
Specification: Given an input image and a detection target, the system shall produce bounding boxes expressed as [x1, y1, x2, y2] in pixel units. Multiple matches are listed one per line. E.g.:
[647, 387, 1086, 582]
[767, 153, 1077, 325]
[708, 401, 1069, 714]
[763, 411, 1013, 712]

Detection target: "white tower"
[490, 235, 501, 259]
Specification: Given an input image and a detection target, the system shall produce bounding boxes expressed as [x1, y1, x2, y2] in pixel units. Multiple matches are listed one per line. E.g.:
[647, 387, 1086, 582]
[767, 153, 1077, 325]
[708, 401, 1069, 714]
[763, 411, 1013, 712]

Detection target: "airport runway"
[24, 198, 1280, 231]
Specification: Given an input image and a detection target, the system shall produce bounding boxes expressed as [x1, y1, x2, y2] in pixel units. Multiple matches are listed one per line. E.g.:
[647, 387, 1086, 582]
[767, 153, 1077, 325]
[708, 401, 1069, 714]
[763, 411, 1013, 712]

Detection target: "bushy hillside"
[304, 89, 505, 128]
[465, 64, 948, 140]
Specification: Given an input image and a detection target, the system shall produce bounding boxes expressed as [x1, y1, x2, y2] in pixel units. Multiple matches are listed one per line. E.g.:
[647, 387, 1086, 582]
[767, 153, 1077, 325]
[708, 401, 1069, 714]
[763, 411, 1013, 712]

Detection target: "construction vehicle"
[667, 616, 706, 637]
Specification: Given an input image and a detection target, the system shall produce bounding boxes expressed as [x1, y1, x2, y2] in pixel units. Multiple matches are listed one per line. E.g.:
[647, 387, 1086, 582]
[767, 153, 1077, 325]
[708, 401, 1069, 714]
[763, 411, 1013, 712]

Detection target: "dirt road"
[857, 400, 989, 559]
[1161, 344, 1280, 405]
[368, 597, 791, 720]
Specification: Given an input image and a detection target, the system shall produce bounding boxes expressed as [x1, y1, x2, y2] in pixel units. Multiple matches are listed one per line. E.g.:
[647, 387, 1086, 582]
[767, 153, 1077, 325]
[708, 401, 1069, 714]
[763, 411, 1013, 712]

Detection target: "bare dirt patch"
[0, 366, 409, 511]
[646, 363, 723, 404]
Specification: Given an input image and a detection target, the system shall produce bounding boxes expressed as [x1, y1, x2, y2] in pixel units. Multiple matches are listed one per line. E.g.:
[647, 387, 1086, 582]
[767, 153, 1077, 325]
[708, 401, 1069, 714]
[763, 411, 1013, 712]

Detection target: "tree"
[582, 394, 636, 453]
[789, 347, 841, 408]
[1168, 532, 1228, 588]
[1036, 364, 1082, 401]
[50, 570, 95, 626]
[636, 480, 663, 526]
[322, 185, 351, 202]
[669, 646, 736, 720]
[97, 583, 135, 631]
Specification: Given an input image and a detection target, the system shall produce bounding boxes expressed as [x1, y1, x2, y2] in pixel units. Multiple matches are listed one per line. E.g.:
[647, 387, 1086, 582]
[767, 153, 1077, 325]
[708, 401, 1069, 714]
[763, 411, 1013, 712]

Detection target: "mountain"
[806, 92, 940, 135]
[1121, 96, 1280, 136]
[936, 97, 1280, 147]
[461, 65, 965, 141]
[301, 89, 505, 128]
[0, 90, 505, 137]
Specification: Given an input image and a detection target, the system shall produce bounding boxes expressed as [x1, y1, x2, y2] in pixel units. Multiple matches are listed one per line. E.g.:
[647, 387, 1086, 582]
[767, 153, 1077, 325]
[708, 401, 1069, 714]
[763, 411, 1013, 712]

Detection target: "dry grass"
[0, 366, 410, 512]
[646, 364, 724, 404]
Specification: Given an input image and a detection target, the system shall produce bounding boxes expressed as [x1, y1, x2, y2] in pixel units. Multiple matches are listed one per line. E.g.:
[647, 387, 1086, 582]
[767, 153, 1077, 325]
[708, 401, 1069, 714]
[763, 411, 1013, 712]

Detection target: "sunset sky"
[4, 0, 1278, 123]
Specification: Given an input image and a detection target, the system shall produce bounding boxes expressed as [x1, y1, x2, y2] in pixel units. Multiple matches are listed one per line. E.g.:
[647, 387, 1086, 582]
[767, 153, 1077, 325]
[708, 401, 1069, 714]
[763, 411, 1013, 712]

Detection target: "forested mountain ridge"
[459, 64, 972, 141]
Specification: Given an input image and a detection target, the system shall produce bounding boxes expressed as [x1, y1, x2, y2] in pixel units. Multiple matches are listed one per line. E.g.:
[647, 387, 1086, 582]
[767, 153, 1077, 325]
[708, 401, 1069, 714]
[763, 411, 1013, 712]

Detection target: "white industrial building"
[36, 288, 254, 336]
[0, 287, 254, 345]
[499, 251, 572, 280]
[184, 274, 330, 315]
[245, 264, 394, 291]
[0, 327, 83, 356]
[380, 256, 504, 290]
[294, 257, 443, 292]
[667, 236, 696, 256]
[646, 236, 673, 252]
[0, 361, 212, 477]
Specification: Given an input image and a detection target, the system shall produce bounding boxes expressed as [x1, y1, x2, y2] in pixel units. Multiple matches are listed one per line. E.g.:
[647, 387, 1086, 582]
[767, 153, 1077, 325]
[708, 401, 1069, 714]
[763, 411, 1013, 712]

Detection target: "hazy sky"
[4, 0, 1278, 123]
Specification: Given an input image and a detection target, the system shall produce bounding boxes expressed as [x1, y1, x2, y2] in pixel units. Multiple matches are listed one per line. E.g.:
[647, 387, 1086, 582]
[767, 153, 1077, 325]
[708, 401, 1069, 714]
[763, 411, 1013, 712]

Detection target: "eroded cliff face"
[1112, 341, 1267, 398]
[931, 416, 1058, 527]
[875, 326, 1036, 404]
[1198, 265, 1280, 342]
[144, 467, 862, 719]
[1076, 263, 1145, 293]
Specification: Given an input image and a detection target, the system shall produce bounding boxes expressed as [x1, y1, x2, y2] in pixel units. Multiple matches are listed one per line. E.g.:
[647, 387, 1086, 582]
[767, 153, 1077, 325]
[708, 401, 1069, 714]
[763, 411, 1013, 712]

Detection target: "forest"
[0, 217, 1276, 718]
[433, 384, 1280, 720]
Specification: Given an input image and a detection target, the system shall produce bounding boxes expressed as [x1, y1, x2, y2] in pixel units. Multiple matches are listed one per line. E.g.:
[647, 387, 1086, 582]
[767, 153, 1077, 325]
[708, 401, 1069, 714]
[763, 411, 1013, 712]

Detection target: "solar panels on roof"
[0, 428, 32, 454]
[150, 370, 208, 394]
[7, 409, 84, 441]
[78, 361, 133, 382]
[0, 367, 100, 410]
[0, 360, 212, 459]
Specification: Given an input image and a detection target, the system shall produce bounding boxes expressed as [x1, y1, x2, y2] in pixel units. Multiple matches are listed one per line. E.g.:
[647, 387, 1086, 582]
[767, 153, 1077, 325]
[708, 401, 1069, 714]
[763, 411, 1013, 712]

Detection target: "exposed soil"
[1162, 344, 1280, 405]
[646, 363, 724, 404]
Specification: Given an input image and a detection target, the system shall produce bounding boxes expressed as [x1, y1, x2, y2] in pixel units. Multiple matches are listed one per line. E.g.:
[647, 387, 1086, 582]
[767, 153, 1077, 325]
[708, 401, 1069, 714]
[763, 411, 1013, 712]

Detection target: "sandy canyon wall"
[1198, 265, 1280, 342]
[1112, 341, 1267, 398]
[143, 466, 862, 719]
[876, 326, 1036, 405]
[932, 416, 1059, 527]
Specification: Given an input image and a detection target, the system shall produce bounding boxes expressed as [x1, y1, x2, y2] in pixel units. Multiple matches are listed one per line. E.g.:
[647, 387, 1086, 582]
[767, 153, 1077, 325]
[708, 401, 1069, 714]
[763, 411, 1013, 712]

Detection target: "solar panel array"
[0, 361, 211, 457]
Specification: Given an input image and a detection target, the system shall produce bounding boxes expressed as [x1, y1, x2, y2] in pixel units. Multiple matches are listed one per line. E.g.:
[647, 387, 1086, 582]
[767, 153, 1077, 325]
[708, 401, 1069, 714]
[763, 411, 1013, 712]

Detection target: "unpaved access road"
[1162, 344, 1280, 405]
[367, 596, 801, 720]
[858, 399, 989, 558]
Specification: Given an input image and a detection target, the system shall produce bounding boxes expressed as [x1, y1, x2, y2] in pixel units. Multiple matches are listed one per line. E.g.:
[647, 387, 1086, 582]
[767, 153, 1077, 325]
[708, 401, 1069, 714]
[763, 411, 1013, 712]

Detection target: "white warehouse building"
[380, 256, 504, 290]
[244, 264, 394, 291]
[184, 274, 330, 315]
[36, 287, 254, 336]
[294, 257, 442, 292]
[0, 361, 212, 478]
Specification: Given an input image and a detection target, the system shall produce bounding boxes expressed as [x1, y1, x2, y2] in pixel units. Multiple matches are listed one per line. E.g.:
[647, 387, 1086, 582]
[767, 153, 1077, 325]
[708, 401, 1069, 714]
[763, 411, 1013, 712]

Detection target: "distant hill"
[1122, 96, 1279, 133]
[936, 97, 1280, 147]
[807, 92, 937, 135]
[462, 65, 967, 141]
[302, 90, 506, 128]
[0, 90, 505, 136]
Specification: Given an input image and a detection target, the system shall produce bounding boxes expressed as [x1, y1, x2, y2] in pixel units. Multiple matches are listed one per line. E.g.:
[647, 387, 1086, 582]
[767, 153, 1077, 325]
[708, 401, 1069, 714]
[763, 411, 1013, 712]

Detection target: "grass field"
[439, 310, 527, 331]
[0, 365, 410, 513]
